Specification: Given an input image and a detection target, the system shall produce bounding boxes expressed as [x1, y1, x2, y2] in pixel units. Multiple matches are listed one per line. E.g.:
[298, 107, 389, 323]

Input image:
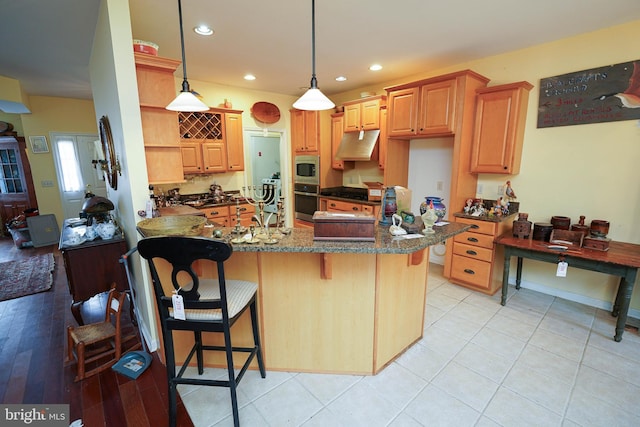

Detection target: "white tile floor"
[178, 264, 640, 427]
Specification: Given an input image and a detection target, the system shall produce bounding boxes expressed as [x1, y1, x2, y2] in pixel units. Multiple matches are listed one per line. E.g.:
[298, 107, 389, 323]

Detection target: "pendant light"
[166, 0, 209, 112]
[293, 0, 335, 111]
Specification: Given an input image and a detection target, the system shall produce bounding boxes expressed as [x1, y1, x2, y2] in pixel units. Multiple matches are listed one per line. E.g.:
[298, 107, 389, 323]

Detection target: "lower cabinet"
[449, 216, 512, 295]
[319, 198, 381, 219]
[199, 203, 256, 228]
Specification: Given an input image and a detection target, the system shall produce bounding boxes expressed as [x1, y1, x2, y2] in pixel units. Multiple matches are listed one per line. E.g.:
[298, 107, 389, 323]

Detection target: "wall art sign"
[537, 60, 640, 128]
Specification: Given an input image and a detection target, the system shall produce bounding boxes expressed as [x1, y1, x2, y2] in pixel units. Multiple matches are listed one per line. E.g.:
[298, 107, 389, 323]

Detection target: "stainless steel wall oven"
[293, 183, 318, 222]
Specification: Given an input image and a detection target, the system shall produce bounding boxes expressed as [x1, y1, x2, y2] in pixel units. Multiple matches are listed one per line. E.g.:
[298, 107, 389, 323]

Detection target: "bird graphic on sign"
[594, 61, 640, 108]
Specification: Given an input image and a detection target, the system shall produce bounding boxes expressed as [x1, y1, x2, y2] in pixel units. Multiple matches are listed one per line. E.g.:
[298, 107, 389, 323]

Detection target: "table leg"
[613, 269, 637, 342]
[71, 300, 84, 326]
[516, 257, 523, 290]
[501, 249, 511, 306]
[612, 277, 624, 317]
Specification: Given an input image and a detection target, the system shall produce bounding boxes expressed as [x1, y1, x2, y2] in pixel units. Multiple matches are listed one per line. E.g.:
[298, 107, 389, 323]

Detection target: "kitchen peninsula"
[140, 221, 469, 375]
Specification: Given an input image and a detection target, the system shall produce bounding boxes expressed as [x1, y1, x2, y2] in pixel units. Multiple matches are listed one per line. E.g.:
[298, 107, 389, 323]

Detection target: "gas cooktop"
[320, 187, 369, 201]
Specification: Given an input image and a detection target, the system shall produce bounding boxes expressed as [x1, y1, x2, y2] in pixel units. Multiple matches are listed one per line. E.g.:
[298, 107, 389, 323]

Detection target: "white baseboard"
[510, 278, 640, 321]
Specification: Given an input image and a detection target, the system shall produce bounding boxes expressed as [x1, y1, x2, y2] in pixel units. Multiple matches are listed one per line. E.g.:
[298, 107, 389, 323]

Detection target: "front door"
[51, 133, 106, 220]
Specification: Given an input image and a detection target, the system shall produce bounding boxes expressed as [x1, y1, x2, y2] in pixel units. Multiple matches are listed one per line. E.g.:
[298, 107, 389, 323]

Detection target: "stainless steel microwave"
[294, 155, 319, 185]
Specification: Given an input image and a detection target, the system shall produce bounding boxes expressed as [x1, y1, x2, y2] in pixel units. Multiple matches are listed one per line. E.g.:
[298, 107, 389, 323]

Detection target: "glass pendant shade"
[293, 87, 334, 111]
[166, 0, 209, 112]
[293, 0, 334, 111]
[166, 88, 209, 112]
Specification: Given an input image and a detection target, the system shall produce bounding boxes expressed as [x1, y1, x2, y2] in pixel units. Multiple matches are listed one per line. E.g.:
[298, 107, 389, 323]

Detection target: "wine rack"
[178, 112, 223, 140]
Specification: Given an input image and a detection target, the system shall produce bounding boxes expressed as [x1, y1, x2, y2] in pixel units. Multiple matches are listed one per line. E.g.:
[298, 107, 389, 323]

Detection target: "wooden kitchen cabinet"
[179, 109, 244, 174]
[378, 107, 387, 170]
[343, 96, 386, 133]
[291, 109, 319, 154]
[330, 113, 344, 170]
[386, 78, 456, 137]
[449, 216, 512, 294]
[319, 197, 381, 219]
[418, 79, 457, 136]
[200, 205, 230, 227]
[134, 53, 184, 184]
[224, 112, 245, 171]
[470, 81, 533, 174]
[229, 202, 255, 228]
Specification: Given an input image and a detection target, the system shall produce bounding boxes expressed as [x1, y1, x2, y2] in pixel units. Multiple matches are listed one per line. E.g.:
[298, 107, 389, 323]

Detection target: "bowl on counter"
[137, 215, 206, 237]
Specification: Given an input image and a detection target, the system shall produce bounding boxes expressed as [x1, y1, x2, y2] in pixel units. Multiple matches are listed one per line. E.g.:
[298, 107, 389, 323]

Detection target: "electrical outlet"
[436, 181, 443, 191]
[41, 180, 54, 187]
[477, 184, 483, 194]
[498, 185, 504, 196]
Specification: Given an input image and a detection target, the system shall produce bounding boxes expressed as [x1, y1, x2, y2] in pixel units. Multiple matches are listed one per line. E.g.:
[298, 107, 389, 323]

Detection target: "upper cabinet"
[378, 107, 387, 170]
[386, 78, 457, 138]
[470, 81, 533, 174]
[342, 96, 386, 133]
[331, 113, 344, 170]
[291, 109, 319, 154]
[134, 53, 184, 184]
[178, 108, 244, 174]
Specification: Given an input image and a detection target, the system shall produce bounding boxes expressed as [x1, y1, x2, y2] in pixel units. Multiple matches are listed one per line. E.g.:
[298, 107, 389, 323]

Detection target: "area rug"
[0, 253, 55, 302]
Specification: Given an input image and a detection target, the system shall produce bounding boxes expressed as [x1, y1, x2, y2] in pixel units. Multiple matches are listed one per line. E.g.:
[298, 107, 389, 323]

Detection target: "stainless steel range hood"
[335, 130, 380, 161]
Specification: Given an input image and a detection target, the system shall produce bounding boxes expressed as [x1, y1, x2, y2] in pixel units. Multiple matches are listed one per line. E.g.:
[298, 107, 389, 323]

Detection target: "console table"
[59, 219, 129, 325]
[495, 234, 640, 342]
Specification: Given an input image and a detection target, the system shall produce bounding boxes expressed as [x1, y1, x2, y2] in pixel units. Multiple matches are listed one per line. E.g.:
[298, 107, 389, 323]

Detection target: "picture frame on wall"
[29, 136, 49, 153]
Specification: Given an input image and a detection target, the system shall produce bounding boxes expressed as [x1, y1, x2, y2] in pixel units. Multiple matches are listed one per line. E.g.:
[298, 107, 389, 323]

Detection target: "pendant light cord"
[177, 0, 190, 92]
[309, 0, 318, 89]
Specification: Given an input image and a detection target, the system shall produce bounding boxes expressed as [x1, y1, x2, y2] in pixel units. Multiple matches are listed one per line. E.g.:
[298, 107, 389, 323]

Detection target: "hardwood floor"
[0, 236, 194, 427]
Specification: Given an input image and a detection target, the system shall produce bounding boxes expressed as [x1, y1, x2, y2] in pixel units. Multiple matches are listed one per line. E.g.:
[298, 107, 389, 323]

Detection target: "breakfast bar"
[141, 222, 468, 375]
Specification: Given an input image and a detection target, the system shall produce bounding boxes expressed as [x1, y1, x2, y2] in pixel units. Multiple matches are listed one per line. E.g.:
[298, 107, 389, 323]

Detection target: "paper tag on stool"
[172, 294, 186, 320]
[556, 261, 568, 277]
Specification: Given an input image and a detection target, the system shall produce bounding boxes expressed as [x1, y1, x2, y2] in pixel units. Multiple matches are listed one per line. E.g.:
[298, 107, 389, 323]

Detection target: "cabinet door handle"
[467, 237, 479, 242]
[466, 250, 477, 256]
[352, 206, 359, 211]
[464, 269, 475, 275]
[330, 203, 336, 208]
[470, 224, 479, 229]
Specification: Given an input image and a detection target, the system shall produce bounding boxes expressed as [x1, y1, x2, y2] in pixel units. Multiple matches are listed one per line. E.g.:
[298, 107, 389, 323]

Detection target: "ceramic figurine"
[464, 198, 473, 214]
[390, 214, 407, 235]
[505, 180, 517, 200]
[421, 202, 437, 234]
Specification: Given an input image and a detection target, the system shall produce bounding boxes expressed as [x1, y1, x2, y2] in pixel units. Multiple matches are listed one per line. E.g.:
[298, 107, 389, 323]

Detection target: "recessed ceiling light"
[244, 74, 256, 81]
[335, 76, 347, 82]
[369, 64, 383, 71]
[194, 25, 214, 36]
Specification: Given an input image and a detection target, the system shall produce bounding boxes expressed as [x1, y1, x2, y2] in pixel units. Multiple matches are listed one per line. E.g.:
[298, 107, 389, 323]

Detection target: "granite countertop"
[204, 222, 469, 255]
[318, 194, 380, 206]
[453, 212, 518, 223]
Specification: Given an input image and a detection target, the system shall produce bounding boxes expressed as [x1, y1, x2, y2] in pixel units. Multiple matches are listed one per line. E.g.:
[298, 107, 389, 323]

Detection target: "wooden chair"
[137, 236, 266, 427]
[66, 284, 127, 382]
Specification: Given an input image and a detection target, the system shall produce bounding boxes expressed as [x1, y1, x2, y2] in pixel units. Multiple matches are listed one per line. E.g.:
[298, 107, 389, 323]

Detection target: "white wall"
[408, 137, 453, 264]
